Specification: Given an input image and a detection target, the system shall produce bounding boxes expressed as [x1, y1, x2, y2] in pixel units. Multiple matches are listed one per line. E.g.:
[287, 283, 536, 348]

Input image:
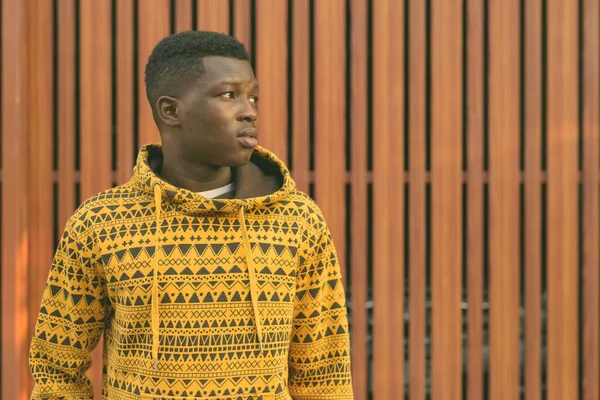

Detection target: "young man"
[29, 31, 354, 399]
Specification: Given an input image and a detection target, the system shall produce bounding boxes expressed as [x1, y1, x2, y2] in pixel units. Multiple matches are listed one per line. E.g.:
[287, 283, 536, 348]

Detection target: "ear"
[156, 96, 182, 127]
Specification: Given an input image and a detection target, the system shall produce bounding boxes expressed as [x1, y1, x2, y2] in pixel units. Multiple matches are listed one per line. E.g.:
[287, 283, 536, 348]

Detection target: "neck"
[158, 148, 233, 193]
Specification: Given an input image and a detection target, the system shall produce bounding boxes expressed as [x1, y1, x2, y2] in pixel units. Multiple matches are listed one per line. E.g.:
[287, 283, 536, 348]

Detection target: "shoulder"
[66, 181, 143, 237]
[282, 190, 329, 235]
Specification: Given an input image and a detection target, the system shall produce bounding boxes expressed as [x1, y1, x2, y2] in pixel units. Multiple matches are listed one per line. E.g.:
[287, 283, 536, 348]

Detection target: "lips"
[237, 127, 258, 148]
[238, 127, 257, 138]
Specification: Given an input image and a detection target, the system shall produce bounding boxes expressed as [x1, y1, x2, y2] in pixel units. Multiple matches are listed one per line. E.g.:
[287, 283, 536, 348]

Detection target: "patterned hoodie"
[29, 144, 354, 400]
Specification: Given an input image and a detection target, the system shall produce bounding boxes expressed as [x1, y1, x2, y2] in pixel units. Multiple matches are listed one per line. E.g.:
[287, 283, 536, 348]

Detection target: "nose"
[237, 98, 257, 124]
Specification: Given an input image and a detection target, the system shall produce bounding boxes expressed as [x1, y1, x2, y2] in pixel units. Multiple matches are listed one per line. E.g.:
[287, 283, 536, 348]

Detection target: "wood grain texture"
[1, 1, 29, 398]
[80, 0, 113, 200]
[117, 0, 135, 185]
[488, 1, 521, 399]
[524, 0, 543, 398]
[255, 0, 288, 162]
[581, 0, 599, 398]
[57, 0, 76, 235]
[175, 0, 193, 32]
[408, 0, 427, 398]
[466, 1, 484, 398]
[26, 0, 54, 343]
[349, 0, 368, 398]
[233, 0, 251, 54]
[430, 0, 463, 398]
[80, 2, 113, 395]
[291, 0, 310, 194]
[138, 0, 170, 147]
[197, 0, 229, 33]
[546, 1, 579, 399]
[372, 0, 405, 398]
[314, 0, 347, 286]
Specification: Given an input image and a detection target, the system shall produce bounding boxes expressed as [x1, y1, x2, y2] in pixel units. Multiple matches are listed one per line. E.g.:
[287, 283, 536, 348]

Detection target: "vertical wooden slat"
[430, 0, 462, 398]
[27, 0, 54, 341]
[292, 0, 310, 194]
[233, 0, 251, 53]
[524, 0, 543, 398]
[138, 0, 170, 147]
[175, 0, 193, 32]
[58, 0, 76, 237]
[581, 0, 599, 398]
[408, 0, 427, 398]
[314, 0, 347, 284]
[466, 1, 484, 399]
[372, 0, 405, 397]
[80, 0, 112, 199]
[117, 0, 135, 185]
[389, 1, 406, 394]
[488, 1, 521, 399]
[197, 0, 229, 33]
[350, 0, 368, 398]
[255, 0, 287, 163]
[1, 0, 29, 398]
[546, 1, 579, 399]
[80, 1, 112, 396]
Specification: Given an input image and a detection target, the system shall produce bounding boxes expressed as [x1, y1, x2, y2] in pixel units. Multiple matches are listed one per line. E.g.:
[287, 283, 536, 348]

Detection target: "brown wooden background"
[1, 0, 599, 399]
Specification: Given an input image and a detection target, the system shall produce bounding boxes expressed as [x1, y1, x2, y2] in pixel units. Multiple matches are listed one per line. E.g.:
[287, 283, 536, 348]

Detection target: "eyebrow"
[218, 80, 259, 91]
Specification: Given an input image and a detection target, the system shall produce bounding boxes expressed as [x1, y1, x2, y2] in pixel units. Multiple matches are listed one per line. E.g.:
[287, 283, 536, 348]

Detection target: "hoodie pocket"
[141, 394, 276, 400]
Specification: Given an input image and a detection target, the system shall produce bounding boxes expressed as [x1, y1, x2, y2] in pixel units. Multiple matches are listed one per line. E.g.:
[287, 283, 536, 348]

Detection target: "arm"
[288, 221, 354, 399]
[29, 221, 109, 399]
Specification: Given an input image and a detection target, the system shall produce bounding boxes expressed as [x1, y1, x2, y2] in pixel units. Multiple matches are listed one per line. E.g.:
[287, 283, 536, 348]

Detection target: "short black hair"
[144, 31, 250, 107]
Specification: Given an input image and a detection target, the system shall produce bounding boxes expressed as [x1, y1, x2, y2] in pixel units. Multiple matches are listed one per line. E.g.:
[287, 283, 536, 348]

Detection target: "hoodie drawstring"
[239, 206, 265, 352]
[152, 184, 161, 369]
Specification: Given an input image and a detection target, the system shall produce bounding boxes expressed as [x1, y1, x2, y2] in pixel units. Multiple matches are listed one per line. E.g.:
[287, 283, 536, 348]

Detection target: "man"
[29, 31, 354, 399]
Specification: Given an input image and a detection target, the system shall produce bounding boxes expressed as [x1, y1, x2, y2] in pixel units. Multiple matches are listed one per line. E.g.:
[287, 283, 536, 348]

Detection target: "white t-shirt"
[196, 182, 235, 199]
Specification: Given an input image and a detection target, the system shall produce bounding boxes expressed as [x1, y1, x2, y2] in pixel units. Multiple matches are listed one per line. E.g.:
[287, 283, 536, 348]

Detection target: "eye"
[249, 96, 259, 104]
[221, 92, 235, 99]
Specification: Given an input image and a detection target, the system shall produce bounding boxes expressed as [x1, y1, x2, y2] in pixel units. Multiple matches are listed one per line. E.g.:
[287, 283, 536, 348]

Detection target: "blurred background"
[1, 0, 599, 399]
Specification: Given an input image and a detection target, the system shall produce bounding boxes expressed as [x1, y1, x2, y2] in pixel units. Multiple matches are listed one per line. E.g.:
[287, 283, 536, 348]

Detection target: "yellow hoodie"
[29, 144, 354, 399]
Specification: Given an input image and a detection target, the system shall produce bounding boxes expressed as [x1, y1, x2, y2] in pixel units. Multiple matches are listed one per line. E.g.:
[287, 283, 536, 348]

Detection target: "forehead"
[199, 56, 256, 86]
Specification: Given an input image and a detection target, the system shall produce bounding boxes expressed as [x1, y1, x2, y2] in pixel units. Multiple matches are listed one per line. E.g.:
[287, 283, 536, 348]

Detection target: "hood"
[131, 143, 296, 369]
[132, 143, 295, 213]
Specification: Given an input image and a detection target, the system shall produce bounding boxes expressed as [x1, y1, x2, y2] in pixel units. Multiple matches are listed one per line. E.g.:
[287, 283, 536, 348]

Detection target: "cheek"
[184, 101, 236, 138]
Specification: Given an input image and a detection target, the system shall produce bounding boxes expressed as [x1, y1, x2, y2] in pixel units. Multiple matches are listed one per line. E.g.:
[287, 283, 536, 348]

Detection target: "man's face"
[173, 56, 259, 167]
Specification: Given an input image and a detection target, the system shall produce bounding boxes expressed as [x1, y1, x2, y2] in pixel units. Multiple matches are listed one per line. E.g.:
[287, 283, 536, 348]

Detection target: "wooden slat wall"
[349, 0, 368, 398]
[256, 0, 287, 162]
[314, 0, 347, 288]
[431, 1, 462, 399]
[488, 1, 520, 399]
[138, 0, 170, 147]
[1, 1, 599, 399]
[547, 2, 580, 399]
[582, 1, 600, 399]
[408, 0, 427, 398]
[57, 0, 77, 240]
[372, 0, 405, 398]
[291, 0, 310, 194]
[117, 0, 135, 186]
[27, 1, 54, 345]
[1, 1, 29, 399]
[466, 1, 484, 399]
[524, 0, 543, 398]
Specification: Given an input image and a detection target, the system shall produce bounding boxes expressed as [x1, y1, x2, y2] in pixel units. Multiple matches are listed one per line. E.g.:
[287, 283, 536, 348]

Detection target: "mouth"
[237, 127, 257, 138]
[237, 127, 258, 148]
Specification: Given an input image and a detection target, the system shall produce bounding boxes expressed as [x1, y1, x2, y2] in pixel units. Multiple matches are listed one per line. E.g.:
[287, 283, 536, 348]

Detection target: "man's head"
[145, 31, 259, 167]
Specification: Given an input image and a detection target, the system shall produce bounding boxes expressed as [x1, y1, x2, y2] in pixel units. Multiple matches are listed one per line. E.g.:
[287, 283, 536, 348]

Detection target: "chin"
[225, 150, 254, 167]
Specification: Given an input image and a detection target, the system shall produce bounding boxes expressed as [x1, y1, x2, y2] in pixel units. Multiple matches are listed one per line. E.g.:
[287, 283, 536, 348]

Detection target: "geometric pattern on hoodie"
[29, 144, 354, 399]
